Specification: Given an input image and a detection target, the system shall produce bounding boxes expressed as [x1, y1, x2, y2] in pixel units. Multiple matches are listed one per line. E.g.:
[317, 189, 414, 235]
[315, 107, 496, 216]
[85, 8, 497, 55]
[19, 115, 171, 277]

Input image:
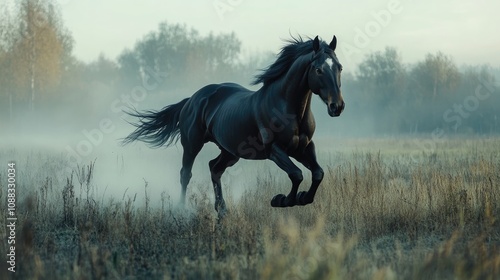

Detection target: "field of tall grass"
[0, 137, 499, 279]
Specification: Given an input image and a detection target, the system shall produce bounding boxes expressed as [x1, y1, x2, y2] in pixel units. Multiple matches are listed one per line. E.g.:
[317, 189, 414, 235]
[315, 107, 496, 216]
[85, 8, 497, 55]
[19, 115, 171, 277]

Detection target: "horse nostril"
[329, 103, 337, 112]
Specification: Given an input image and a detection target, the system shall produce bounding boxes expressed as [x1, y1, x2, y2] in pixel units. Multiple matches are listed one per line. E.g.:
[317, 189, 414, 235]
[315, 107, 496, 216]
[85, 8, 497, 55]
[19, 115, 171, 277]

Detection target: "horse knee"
[312, 167, 324, 181]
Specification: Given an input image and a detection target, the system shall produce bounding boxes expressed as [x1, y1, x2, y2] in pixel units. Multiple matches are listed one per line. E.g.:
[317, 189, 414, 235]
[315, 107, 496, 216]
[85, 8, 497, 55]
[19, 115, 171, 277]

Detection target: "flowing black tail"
[122, 98, 189, 148]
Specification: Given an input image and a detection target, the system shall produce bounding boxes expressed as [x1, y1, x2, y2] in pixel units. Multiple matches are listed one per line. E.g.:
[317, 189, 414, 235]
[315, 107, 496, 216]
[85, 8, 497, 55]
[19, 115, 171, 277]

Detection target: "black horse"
[123, 35, 344, 217]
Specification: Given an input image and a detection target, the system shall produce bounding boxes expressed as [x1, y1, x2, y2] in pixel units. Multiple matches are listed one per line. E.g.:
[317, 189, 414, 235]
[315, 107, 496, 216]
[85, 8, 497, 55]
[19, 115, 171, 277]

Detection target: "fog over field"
[1, 0, 500, 204]
[0, 1, 499, 278]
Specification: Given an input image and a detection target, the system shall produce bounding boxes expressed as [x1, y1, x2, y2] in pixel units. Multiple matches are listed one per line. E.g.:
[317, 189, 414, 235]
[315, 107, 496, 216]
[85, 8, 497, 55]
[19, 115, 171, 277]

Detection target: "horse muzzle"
[328, 101, 345, 117]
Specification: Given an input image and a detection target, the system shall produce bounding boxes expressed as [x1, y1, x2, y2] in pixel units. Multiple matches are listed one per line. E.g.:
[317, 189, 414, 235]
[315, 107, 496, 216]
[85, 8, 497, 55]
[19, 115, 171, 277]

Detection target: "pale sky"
[7, 0, 500, 68]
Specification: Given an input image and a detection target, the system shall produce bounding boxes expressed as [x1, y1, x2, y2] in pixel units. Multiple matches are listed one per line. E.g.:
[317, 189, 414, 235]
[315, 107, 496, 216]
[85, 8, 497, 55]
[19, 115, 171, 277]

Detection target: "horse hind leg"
[180, 141, 203, 207]
[209, 150, 239, 218]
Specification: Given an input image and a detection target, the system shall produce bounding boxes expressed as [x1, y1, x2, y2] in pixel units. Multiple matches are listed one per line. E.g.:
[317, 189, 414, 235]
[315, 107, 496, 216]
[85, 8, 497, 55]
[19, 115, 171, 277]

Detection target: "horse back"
[181, 82, 257, 141]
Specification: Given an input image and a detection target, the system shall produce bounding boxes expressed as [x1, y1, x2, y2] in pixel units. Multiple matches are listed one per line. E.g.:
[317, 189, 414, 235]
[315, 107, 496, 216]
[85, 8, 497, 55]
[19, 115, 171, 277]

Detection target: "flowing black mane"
[252, 36, 333, 86]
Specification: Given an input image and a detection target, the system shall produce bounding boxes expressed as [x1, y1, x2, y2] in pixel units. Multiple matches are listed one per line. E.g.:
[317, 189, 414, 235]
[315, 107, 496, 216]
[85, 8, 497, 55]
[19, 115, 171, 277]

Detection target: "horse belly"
[211, 117, 269, 159]
[206, 102, 266, 159]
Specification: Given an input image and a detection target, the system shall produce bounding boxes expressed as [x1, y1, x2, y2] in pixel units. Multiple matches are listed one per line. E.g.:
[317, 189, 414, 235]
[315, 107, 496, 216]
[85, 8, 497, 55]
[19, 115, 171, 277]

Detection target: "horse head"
[308, 36, 345, 117]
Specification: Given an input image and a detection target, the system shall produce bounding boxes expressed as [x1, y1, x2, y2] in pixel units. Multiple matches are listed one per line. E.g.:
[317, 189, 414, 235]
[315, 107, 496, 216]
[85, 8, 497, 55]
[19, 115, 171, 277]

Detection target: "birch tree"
[10, 0, 67, 111]
[0, 4, 16, 119]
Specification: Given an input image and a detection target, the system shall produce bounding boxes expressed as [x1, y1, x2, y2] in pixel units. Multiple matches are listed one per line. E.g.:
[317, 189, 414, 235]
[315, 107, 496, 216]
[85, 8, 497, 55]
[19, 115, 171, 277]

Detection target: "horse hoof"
[271, 194, 287, 207]
[217, 208, 227, 221]
[296, 191, 311, 205]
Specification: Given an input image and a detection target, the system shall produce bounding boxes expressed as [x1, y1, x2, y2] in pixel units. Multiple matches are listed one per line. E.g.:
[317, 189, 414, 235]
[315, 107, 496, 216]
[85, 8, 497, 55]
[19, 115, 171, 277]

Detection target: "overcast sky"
[7, 0, 500, 69]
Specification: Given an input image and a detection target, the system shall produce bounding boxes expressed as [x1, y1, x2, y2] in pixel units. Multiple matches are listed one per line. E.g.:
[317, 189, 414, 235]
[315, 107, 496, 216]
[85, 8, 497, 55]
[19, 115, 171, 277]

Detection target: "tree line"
[343, 48, 499, 134]
[1, 0, 498, 134]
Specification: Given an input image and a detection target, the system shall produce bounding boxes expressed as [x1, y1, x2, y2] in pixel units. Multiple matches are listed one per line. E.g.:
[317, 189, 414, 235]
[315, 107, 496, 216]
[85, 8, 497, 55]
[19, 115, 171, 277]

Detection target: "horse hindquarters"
[178, 96, 209, 206]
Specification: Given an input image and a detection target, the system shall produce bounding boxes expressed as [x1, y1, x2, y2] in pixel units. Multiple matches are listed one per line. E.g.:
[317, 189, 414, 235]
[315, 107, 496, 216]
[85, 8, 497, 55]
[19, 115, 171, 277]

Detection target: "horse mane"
[251, 35, 331, 86]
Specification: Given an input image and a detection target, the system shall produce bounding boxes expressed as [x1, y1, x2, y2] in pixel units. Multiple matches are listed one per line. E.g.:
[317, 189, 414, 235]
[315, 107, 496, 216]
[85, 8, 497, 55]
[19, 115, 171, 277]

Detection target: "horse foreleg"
[293, 141, 324, 206]
[269, 144, 303, 207]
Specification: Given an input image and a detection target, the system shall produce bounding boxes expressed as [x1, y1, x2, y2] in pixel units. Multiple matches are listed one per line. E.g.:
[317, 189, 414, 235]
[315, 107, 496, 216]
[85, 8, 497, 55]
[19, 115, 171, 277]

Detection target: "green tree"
[357, 47, 406, 105]
[117, 22, 242, 93]
[456, 65, 498, 133]
[202, 32, 241, 77]
[358, 47, 406, 92]
[356, 47, 406, 132]
[404, 52, 461, 132]
[410, 52, 461, 100]
[83, 54, 119, 86]
[117, 49, 142, 88]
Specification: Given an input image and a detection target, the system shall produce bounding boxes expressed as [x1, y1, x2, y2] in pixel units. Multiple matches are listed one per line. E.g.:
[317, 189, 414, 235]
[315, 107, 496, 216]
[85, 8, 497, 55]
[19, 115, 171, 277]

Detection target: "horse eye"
[315, 68, 322, 75]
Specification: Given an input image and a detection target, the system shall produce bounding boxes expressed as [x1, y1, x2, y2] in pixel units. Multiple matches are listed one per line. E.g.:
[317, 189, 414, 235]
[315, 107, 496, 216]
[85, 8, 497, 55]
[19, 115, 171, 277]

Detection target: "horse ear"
[329, 35, 337, 51]
[313, 36, 320, 53]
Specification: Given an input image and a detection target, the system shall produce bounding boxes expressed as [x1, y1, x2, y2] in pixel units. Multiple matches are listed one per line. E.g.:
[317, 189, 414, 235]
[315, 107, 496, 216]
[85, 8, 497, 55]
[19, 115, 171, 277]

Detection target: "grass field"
[0, 137, 499, 279]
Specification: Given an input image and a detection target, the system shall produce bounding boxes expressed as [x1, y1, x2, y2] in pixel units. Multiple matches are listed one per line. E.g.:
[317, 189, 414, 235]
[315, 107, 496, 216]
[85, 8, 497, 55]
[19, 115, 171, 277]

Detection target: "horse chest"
[286, 133, 310, 152]
[275, 119, 314, 153]
[259, 103, 315, 153]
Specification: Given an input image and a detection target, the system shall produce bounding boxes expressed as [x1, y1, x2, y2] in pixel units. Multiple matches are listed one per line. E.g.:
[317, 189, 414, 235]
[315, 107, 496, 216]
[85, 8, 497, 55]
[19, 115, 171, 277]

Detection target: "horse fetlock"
[285, 195, 297, 207]
[215, 199, 226, 212]
[271, 194, 298, 207]
[216, 205, 228, 221]
[271, 194, 287, 207]
[180, 169, 192, 182]
[288, 171, 303, 183]
[297, 191, 313, 205]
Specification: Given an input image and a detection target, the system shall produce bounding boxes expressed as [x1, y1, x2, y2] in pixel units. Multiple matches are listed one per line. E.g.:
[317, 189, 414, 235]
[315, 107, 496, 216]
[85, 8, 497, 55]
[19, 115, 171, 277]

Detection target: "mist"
[1, 1, 500, 207]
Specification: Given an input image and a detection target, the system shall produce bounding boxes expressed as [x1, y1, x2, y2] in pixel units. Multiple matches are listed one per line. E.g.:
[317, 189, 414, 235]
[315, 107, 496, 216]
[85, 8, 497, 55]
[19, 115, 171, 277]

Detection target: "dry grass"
[0, 137, 499, 279]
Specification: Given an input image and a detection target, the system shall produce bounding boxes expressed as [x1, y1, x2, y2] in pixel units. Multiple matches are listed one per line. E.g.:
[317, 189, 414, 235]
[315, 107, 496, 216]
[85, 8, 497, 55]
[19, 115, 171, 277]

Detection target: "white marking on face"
[325, 58, 334, 68]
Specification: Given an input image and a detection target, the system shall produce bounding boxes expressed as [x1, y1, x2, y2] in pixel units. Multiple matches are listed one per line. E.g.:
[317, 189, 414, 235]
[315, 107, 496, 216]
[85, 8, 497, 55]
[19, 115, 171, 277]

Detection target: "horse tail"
[122, 98, 190, 148]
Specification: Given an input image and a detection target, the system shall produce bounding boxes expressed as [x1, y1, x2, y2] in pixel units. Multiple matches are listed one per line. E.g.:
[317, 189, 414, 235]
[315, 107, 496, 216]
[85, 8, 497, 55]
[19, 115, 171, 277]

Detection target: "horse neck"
[279, 55, 313, 119]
